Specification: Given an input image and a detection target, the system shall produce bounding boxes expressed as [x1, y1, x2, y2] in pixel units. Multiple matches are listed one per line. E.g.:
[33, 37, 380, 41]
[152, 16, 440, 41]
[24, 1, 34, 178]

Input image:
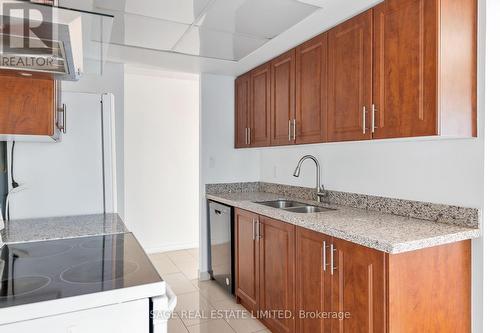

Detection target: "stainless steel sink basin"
[255, 200, 336, 213]
[257, 200, 307, 209]
[285, 206, 335, 213]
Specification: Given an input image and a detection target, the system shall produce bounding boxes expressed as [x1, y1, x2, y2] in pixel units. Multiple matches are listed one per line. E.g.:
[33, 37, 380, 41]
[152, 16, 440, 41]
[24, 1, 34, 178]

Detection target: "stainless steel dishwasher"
[208, 201, 234, 295]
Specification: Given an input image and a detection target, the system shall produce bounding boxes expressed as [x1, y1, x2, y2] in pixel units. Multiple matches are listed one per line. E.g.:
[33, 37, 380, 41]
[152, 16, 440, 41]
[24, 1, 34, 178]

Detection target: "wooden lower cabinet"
[295, 227, 333, 333]
[236, 211, 471, 333]
[333, 238, 386, 333]
[295, 228, 386, 333]
[235, 209, 260, 312]
[235, 208, 296, 333]
[259, 216, 296, 333]
[387, 240, 471, 332]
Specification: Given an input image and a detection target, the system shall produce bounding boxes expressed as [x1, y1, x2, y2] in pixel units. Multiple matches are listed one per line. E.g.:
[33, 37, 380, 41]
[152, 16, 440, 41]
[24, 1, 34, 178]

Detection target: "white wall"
[124, 66, 200, 252]
[199, 73, 260, 276]
[260, 137, 483, 208]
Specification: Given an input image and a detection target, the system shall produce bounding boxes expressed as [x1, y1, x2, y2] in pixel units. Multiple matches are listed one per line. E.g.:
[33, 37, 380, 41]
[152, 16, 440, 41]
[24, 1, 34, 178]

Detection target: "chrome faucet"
[293, 155, 326, 203]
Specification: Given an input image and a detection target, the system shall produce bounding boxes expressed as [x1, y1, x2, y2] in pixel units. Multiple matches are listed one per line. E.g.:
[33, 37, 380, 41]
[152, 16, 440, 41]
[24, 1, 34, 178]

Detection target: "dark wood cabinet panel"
[333, 238, 386, 333]
[235, 208, 260, 312]
[235, 74, 250, 148]
[259, 216, 296, 333]
[327, 10, 373, 142]
[0, 75, 55, 136]
[387, 240, 471, 333]
[295, 33, 328, 144]
[235, 0, 476, 147]
[271, 50, 296, 146]
[296, 228, 386, 333]
[373, 0, 438, 139]
[233, 212, 470, 333]
[438, 0, 477, 137]
[295, 227, 332, 333]
[249, 63, 271, 147]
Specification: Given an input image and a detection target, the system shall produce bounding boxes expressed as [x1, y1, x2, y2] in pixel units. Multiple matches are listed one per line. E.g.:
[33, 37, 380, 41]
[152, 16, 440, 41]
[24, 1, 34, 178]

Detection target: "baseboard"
[144, 242, 199, 254]
[199, 271, 211, 281]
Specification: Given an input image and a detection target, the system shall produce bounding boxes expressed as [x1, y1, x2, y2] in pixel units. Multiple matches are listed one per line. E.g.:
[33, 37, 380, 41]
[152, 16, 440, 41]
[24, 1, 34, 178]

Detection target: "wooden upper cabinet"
[235, 208, 260, 313]
[235, 73, 250, 148]
[373, 0, 477, 139]
[271, 50, 296, 146]
[437, 0, 477, 137]
[0, 75, 56, 136]
[235, 0, 476, 147]
[327, 10, 373, 142]
[259, 216, 296, 333]
[332, 238, 387, 333]
[295, 33, 328, 144]
[373, 0, 438, 138]
[249, 63, 271, 147]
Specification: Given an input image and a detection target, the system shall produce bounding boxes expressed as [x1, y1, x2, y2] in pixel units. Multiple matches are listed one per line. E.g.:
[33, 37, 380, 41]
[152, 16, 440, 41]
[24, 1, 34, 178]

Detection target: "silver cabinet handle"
[371, 104, 377, 133]
[292, 119, 296, 141]
[57, 103, 67, 134]
[256, 219, 261, 240]
[330, 244, 337, 275]
[248, 128, 251, 145]
[288, 119, 292, 141]
[362, 106, 367, 134]
[252, 218, 256, 240]
[322, 241, 327, 272]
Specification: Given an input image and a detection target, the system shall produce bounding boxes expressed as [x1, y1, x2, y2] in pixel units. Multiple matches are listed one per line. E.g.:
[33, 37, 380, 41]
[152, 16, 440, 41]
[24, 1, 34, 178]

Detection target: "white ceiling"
[59, 0, 383, 75]
[91, 0, 319, 61]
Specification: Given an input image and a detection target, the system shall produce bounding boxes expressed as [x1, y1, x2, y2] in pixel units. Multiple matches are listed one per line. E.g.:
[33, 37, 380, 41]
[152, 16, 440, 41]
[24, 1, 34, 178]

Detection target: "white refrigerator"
[6, 92, 117, 220]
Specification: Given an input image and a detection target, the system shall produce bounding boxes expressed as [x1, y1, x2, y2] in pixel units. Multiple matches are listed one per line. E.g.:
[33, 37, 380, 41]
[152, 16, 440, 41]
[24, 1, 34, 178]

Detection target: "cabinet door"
[259, 217, 296, 333]
[295, 33, 328, 144]
[0, 75, 55, 136]
[373, 0, 438, 139]
[333, 238, 386, 333]
[327, 10, 373, 142]
[235, 208, 260, 313]
[271, 50, 296, 146]
[295, 227, 333, 333]
[235, 73, 250, 148]
[249, 63, 271, 147]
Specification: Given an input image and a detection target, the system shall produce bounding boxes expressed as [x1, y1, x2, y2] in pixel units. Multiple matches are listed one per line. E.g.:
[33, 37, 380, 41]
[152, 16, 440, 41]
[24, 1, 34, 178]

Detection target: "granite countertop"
[207, 191, 480, 254]
[0, 213, 128, 244]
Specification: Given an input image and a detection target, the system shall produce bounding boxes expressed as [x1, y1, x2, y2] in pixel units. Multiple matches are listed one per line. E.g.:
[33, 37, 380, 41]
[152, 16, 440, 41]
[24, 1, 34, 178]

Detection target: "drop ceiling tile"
[174, 26, 268, 61]
[95, 0, 212, 25]
[119, 13, 190, 51]
[195, 0, 319, 39]
[125, 0, 211, 24]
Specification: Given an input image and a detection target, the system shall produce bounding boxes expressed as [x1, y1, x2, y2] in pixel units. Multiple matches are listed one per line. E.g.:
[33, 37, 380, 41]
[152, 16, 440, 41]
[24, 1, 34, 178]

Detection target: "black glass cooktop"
[0, 233, 162, 309]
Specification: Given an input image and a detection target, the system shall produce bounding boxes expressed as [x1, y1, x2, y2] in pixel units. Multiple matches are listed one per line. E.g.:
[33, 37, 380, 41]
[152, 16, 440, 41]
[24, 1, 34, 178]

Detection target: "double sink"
[255, 200, 336, 214]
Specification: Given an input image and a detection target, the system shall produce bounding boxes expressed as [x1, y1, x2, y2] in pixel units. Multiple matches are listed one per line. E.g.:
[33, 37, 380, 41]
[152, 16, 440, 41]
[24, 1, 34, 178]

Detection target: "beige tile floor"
[149, 248, 270, 333]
